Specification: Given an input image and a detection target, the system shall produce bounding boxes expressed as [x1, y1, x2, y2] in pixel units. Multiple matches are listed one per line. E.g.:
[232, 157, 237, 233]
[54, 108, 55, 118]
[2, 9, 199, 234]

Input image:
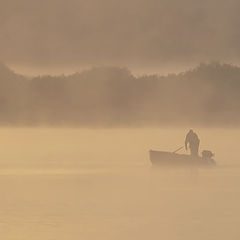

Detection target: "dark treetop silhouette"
[0, 62, 240, 126]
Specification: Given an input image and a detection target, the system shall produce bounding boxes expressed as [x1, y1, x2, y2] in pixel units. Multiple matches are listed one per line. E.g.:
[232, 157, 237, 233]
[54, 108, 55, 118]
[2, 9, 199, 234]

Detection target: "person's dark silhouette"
[185, 129, 200, 157]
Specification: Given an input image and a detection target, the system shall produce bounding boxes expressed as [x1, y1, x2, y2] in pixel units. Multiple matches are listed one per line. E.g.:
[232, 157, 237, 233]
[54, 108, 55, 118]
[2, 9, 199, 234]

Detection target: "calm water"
[0, 128, 239, 240]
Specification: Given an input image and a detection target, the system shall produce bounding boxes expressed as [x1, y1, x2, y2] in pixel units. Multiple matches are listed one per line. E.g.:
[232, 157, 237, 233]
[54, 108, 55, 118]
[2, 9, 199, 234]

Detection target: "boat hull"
[149, 150, 216, 167]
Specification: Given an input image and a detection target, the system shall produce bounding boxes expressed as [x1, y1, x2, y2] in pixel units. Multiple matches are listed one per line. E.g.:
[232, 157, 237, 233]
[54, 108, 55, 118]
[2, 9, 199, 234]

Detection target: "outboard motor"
[201, 150, 215, 165]
[202, 150, 214, 159]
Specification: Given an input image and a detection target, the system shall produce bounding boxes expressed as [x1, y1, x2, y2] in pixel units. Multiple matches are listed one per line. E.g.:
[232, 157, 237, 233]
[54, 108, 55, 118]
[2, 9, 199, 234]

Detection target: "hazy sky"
[1, 0, 240, 74]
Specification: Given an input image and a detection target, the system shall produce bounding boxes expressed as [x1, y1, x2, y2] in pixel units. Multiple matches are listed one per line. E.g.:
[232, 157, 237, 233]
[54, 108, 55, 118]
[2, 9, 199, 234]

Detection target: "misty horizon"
[0, 61, 240, 127]
[8, 62, 199, 78]
[4, 60, 240, 78]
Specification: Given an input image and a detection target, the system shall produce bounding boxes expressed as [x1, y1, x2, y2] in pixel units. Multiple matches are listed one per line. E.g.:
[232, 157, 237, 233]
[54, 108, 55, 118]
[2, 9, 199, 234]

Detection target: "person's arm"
[185, 135, 188, 150]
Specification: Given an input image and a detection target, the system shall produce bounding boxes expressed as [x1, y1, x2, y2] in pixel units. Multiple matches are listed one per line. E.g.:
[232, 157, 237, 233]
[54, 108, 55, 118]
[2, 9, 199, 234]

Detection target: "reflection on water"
[0, 128, 239, 239]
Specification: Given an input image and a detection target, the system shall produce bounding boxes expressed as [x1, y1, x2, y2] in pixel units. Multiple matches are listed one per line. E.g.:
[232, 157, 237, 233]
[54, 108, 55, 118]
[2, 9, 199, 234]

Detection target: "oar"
[173, 146, 184, 153]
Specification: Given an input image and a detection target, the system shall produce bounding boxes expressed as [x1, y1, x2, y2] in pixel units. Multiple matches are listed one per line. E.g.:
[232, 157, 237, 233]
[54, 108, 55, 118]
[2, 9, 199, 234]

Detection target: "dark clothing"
[185, 131, 200, 156]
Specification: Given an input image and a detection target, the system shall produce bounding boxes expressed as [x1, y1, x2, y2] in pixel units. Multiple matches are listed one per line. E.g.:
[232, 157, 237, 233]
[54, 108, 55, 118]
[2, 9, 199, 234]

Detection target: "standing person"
[185, 129, 200, 157]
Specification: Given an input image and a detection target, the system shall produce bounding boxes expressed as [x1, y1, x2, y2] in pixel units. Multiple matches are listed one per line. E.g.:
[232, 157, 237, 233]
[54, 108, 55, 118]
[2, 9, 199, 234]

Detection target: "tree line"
[0, 62, 240, 126]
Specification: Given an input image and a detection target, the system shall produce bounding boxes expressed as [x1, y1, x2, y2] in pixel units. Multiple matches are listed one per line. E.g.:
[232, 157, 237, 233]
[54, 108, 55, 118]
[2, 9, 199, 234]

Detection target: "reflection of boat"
[149, 150, 216, 167]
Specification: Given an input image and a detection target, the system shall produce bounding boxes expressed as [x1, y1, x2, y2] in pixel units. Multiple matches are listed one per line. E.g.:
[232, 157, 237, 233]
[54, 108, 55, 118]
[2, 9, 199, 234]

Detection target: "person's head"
[189, 129, 193, 134]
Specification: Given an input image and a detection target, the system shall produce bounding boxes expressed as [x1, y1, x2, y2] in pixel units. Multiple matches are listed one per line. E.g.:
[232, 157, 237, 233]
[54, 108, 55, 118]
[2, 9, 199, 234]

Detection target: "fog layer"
[0, 62, 239, 126]
[1, 0, 240, 71]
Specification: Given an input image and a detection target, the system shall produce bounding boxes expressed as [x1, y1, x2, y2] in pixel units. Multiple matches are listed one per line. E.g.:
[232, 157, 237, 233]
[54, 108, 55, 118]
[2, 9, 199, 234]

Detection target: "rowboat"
[149, 150, 216, 167]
